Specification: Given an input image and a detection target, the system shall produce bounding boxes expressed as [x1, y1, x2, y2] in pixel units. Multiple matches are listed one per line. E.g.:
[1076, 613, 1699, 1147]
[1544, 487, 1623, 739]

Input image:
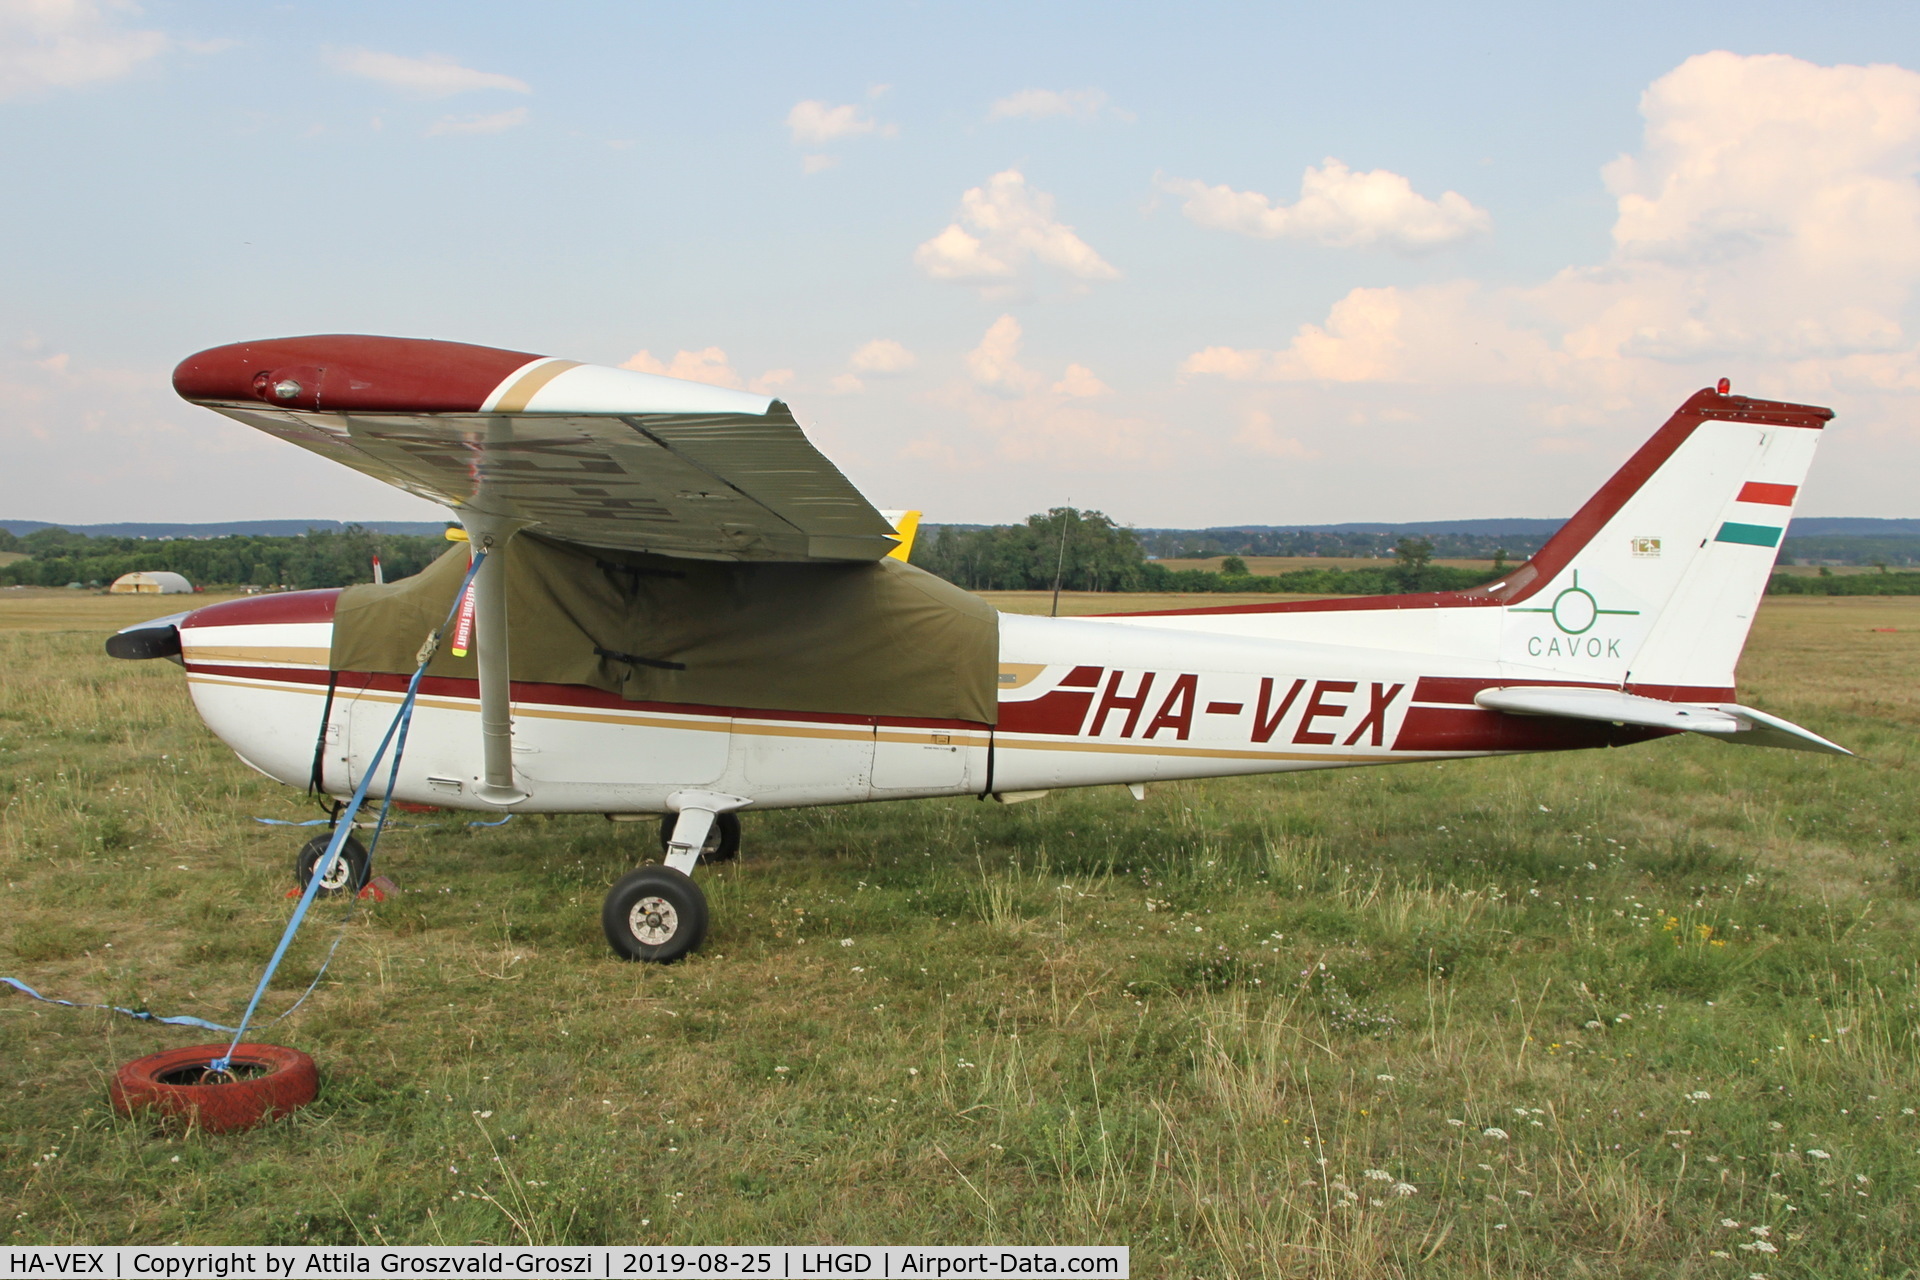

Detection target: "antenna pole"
[1049, 504, 1071, 618]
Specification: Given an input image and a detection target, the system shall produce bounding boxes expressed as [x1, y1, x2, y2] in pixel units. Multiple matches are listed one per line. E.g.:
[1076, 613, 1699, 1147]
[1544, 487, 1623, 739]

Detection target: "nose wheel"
[293, 833, 370, 897]
[602, 866, 708, 962]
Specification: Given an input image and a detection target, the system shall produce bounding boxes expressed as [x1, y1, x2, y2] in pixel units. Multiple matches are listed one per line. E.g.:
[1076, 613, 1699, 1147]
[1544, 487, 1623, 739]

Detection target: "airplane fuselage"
[177, 591, 1676, 817]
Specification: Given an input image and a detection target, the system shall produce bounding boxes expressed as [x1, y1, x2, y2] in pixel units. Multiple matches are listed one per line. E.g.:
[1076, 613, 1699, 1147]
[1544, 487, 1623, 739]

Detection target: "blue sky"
[6, 1, 1920, 527]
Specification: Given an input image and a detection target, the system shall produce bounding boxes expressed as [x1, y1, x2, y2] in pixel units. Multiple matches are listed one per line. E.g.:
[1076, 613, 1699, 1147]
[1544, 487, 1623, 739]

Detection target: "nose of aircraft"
[104, 611, 190, 661]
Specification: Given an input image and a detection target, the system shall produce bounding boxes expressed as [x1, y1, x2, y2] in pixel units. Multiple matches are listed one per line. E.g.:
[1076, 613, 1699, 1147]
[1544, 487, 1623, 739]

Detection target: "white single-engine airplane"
[108, 335, 1848, 962]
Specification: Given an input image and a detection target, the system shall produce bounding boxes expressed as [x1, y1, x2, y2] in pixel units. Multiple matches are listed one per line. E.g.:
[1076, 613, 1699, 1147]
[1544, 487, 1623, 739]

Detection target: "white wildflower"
[1447, 1119, 1465, 1127]
[1584, 1020, 1604, 1030]
[840, 938, 853, 947]
[1750, 1225, 1771, 1237]
[1807, 1149, 1831, 1160]
[1375, 1074, 1395, 1082]
[1721, 1218, 1740, 1228]
[1391, 1182, 1417, 1197]
[1483, 1127, 1509, 1140]
[1687, 1091, 1711, 1101]
[1363, 1169, 1392, 1181]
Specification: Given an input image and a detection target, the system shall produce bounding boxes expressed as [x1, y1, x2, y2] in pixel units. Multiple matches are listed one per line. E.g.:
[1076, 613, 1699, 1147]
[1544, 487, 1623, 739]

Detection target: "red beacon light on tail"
[1717, 377, 1731, 395]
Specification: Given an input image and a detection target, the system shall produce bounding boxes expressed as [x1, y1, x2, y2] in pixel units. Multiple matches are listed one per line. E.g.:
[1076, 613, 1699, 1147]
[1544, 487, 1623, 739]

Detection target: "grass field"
[2, 595, 1918, 1275]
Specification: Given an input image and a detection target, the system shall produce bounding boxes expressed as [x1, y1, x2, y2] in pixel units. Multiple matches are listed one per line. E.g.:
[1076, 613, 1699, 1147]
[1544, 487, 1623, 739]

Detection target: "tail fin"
[1495, 387, 1831, 696]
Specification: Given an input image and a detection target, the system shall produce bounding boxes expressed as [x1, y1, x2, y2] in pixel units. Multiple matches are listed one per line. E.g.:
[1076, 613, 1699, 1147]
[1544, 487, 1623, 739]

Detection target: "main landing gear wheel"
[294, 833, 371, 898]
[603, 865, 709, 963]
[659, 810, 741, 864]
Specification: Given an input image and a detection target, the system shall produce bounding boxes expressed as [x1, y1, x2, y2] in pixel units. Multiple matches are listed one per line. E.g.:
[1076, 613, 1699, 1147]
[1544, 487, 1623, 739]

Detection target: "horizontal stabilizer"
[1474, 686, 1850, 756]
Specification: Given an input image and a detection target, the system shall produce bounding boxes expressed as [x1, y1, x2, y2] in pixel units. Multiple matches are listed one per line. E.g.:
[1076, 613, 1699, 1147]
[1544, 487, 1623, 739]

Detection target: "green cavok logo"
[1510, 571, 1640, 636]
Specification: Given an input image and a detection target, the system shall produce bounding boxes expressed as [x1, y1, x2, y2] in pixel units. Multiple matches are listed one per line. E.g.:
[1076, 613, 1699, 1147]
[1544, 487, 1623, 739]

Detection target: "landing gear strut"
[659, 810, 741, 863]
[601, 791, 748, 963]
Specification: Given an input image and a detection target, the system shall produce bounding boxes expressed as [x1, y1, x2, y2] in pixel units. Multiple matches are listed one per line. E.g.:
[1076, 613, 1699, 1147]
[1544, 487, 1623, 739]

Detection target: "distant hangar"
[108, 571, 193, 595]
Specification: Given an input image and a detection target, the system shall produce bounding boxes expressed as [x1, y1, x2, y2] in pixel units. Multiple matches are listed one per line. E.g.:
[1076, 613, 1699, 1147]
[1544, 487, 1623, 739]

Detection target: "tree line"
[9, 514, 1913, 598]
[0, 526, 449, 590]
[909, 513, 1493, 595]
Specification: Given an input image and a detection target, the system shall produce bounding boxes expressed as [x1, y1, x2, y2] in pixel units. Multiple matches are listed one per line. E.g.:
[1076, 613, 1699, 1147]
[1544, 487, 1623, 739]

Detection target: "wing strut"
[462, 512, 531, 806]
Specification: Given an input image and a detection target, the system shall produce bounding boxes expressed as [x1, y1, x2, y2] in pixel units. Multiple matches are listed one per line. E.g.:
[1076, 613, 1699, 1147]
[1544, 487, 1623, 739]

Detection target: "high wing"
[173, 335, 900, 562]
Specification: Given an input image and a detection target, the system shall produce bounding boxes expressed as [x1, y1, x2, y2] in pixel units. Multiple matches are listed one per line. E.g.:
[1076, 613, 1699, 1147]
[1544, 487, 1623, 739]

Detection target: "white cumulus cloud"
[849, 339, 918, 375]
[622, 347, 792, 396]
[1186, 53, 1920, 402]
[786, 98, 894, 145]
[964, 316, 1114, 400]
[832, 340, 918, 394]
[1183, 282, 1552, 385]
[932, 320, 1159, 468]
[1161, 159, 1491, 251]
[988, 88, 1126, 122]
[426, 107, 528, 137]
[1175, 52, 1920, 511]
[0, 0, 168, 100]
[622, 347, 745, 388]
[324, 47, 530, 97]
[965, 316, 1042, 394]
[915, 170, 1119, 288]
[1052, 364, 1110, 397]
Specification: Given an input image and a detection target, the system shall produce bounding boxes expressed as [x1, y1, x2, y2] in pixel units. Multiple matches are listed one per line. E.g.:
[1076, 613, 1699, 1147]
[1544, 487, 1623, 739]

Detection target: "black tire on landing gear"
[658, 810, 741, 864]
[603, 865, 709, 963]
[294, 833, 371, 898]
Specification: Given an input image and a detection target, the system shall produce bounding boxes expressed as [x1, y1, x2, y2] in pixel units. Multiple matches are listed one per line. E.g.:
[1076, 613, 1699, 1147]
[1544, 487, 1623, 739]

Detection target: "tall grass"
[2, 597, 1918, 1275]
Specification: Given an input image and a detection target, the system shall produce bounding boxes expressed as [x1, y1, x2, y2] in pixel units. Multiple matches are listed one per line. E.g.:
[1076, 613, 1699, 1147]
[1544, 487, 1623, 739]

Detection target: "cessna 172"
[107, 335, 1848, 963]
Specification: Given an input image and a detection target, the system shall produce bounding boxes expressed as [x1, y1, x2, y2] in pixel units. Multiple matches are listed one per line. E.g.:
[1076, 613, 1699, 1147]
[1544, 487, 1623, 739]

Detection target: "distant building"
[108, 571, 193, 595]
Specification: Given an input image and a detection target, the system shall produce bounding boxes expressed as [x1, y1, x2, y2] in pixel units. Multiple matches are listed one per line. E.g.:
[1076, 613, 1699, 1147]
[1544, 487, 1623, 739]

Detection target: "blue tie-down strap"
[210, 549, 491, 1074]
[1, 976, 241, 1035]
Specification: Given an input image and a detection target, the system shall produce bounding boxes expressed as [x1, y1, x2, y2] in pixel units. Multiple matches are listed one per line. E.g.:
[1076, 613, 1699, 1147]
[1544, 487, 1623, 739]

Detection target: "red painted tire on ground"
[109, 1043, 317, 1132]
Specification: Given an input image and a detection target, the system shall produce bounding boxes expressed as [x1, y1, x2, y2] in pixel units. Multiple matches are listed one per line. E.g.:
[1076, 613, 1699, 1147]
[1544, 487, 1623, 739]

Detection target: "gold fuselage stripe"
[490, 359, 584, 413]
[182, 645, 331, 667]
[184, 670, 1446, 765]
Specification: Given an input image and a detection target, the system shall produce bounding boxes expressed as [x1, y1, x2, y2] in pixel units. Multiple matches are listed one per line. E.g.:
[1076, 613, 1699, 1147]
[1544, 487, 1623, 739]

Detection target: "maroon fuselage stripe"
[185, 589, 340, 628]
[1392, 707, 1668, 752]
